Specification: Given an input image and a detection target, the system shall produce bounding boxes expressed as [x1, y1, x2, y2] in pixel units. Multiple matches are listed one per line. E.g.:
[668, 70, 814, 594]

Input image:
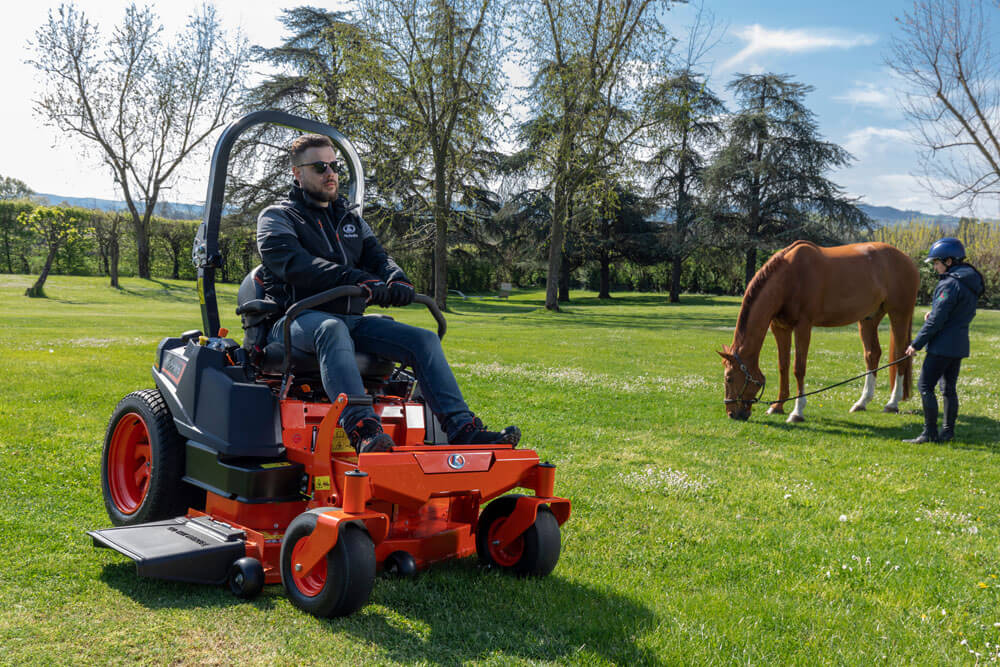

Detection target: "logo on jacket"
[343, 223, 358, 238]
[447, 453, 466, 470]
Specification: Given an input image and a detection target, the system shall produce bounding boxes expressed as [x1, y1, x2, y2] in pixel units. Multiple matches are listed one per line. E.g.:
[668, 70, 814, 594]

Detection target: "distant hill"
[857, 204, 961, 227]
[27, 193, 992, 228]
[35, 193, 204, 220]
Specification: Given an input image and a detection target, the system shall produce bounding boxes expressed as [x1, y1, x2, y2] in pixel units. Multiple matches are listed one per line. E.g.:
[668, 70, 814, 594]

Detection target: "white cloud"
[834, 83, 894, 108]
[724, 24, 878, 69]
[844, 127, 911, 158]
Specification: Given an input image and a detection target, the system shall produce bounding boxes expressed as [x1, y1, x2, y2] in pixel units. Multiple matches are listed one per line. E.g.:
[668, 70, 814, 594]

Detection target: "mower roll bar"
[193, 110, 366, 338]
[278, 286, 446, 398]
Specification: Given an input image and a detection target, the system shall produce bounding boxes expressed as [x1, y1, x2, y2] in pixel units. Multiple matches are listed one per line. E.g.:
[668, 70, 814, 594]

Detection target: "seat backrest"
[238, 265, 265, 310]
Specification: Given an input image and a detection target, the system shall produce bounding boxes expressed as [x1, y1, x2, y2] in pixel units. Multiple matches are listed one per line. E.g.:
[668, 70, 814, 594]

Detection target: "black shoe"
[938, 429, 954, 442]
[348, 417, 395, 453]
[450, 417, 521, 446]
[902, 432, 938, 444]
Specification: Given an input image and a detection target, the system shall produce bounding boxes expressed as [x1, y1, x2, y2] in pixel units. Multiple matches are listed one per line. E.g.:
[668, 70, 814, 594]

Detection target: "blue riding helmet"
[925, 237, 966, 264]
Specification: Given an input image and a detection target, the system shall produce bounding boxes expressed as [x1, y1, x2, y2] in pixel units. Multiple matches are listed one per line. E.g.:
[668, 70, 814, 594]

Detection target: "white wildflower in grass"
[456, 361, 711, 394]
[20, 337, 150, 351]
[618, 466, 711, 496]
[839, 515, 848, 522]
[918, 503, 979, 536]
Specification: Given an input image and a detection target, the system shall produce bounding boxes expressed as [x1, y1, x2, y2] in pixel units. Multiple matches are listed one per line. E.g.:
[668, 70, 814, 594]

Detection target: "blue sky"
[680, 0, 972, 216]
[1, 0, 995, 218]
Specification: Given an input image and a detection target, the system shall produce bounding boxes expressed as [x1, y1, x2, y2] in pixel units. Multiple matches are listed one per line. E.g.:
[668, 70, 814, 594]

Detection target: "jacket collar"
[942, 263, 985, 297]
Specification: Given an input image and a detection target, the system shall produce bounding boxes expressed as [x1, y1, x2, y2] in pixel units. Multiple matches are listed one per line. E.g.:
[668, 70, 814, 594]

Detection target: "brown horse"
[719, 241, 919, 422]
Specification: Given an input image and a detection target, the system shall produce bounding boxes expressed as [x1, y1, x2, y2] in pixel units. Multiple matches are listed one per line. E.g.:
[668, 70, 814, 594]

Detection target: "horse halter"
[724, 350, 766, 406]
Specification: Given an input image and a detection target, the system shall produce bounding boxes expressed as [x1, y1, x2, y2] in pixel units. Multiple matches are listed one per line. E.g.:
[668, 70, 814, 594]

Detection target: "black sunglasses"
[296, 160, 348, 177]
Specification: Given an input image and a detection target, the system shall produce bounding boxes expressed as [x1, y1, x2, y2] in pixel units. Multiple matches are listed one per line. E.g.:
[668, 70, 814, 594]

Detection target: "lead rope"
[764, 356, 911, 406]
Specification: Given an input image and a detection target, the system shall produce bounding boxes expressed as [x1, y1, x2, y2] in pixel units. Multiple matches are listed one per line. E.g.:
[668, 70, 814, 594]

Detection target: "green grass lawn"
[2, 273, 1000, 665]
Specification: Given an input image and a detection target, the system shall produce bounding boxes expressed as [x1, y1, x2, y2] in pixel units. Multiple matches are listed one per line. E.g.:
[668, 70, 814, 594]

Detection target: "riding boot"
[903, 392, 939, 444]
[939, 395, 958, 442]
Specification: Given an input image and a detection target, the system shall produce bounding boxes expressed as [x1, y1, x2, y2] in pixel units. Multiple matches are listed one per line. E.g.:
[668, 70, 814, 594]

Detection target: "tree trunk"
[2, 229, 11, 273]
[172, 254, 179, 280]
[744, 246, 757, 291]
[26, 245, 59, 298]
[433, 158, 449, 311]
[558, 253, 570, 302]
[135, 223, 151, 279]
[670, 257, 682, 303]
[599, 249, 611, 299]
[109, 240, 119, 289]
[545, 181, 568, 311]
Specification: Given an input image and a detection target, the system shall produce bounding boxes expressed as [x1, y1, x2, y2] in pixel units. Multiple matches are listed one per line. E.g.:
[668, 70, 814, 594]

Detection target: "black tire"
[228, 557, 265, 599]
[101, 389, 200, 526]
[280, 510, 375, 617]
[476, 495, 561, 577]
[383, 550, 418, 578]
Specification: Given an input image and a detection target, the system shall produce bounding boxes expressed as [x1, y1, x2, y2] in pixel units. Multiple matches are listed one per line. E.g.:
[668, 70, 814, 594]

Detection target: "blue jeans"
[268, 310, 473, 437]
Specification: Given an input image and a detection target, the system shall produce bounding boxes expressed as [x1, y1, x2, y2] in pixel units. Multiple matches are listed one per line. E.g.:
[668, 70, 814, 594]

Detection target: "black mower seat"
[237, 266, 396, 381]
[256, 341, 395, 378]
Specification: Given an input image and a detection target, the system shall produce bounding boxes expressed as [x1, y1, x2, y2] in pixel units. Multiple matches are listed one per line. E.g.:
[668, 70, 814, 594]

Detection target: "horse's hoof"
[766, 406, 784, 415]
[850, 405, 866, 413]
[786, 414, 805, 423]
[882, 406, 899, 414]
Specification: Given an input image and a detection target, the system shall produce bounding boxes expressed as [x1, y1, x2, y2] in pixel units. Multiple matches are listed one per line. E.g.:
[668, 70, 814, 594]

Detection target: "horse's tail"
[889, 311, 914, 400]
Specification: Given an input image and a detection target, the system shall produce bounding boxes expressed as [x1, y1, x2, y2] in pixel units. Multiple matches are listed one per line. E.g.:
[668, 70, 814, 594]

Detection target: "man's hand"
[388, 281, 415, 307]
[359, 278, 390, 307]
[905, 345, 918, 357]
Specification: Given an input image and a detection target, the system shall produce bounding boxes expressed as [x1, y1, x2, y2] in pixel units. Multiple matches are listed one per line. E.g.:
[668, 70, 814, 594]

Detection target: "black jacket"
[911, 263, 984, 358]
[256, 185, 407, 315]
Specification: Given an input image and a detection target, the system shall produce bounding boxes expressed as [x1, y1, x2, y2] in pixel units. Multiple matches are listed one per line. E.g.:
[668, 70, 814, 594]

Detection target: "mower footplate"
[88, 516, 246, 585]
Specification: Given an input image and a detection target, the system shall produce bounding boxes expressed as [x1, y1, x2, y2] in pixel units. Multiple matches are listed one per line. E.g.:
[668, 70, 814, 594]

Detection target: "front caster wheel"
[383, 550, 418, 577]
[228, 557, 264, 599]
[280, 510, 375, 617]
[476, 495, 561, 576]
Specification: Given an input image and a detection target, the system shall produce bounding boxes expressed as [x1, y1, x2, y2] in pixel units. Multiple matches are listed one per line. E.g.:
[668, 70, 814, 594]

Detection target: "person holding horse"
[903, 238, 984, 443]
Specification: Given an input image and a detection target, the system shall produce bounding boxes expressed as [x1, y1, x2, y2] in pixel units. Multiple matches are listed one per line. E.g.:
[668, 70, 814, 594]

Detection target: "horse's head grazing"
[718, 345, 766, 421]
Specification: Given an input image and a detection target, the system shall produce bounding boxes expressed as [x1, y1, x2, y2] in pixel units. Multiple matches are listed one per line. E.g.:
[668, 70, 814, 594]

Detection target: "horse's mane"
[736, 241, 813, 334]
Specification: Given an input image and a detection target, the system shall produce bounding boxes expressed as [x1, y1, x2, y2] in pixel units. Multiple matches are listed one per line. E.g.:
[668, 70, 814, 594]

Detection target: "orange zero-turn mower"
[88, 111, 571, 618]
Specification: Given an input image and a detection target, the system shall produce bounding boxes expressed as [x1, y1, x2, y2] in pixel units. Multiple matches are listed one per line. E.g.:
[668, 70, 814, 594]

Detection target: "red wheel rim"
[107, 412, 152, 514]
[291, 537, 327, 597]
[487, 517, 524, 567]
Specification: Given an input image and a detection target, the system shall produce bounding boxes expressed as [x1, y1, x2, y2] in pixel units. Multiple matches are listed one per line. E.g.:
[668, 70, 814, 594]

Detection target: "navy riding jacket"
[911, 263, 984, 358]
[256, 185, 407, 315]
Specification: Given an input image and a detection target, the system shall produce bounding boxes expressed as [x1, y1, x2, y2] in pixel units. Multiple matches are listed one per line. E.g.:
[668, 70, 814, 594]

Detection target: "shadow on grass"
[445, 297, 737, 333]
[119, 279, 197, 302]
[759, 413, 1000, 452]
[99, 558, 658, 664]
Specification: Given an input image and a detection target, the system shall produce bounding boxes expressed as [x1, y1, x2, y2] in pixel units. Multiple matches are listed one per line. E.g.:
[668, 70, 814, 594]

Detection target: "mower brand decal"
[314, 476, 331, 490]
[260, 462, 291, 469]
[166, 526, 210, 547]
[161, 354, 187, 384]
[447, 454, 466, 470]
[197, 277, 205, 304]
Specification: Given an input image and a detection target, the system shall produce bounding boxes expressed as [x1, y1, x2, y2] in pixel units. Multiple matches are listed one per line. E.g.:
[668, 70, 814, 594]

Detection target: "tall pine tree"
[705, 73, 868, 288]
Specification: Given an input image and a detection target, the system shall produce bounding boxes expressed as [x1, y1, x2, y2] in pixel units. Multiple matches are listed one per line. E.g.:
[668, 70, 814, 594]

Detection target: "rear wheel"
[101, 389, 200, 526]
[280, 510, 375, 617]
[476, 495, 561, 576]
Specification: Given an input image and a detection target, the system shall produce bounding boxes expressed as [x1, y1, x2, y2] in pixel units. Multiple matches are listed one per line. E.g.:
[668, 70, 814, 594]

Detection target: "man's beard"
[302, 181, 337, 203]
